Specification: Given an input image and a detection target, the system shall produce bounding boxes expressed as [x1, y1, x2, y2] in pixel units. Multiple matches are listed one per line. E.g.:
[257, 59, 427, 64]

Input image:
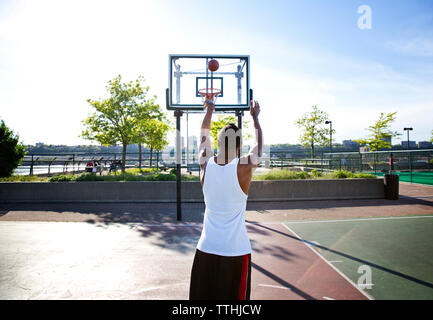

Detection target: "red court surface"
[248, 222, 369, 300]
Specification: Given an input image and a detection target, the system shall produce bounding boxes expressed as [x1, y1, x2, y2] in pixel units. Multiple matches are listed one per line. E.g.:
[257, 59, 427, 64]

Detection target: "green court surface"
[285, 215, 433, 300]
[370, 171, 433, 186]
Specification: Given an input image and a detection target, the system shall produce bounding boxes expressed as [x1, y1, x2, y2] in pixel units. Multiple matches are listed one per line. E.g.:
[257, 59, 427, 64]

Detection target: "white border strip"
[281, 223, 374, 300]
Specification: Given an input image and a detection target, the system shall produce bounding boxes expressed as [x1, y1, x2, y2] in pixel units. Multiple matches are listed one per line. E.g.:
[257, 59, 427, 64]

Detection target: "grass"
[0, 175, 49, 182]
[2, 169, 374, 182]
[253, 169, 377, 180]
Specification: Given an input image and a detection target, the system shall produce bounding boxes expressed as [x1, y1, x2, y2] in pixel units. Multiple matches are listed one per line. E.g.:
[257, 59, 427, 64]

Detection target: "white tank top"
[196, 156, 252, 256]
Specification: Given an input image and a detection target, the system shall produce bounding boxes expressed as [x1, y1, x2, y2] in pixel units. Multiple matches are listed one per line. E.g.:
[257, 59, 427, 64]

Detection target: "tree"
[210, 115, 251, 150]
[295, 105, 333, 158]
[430, 130, 433, 143]
[137, 118, 171, 168]
[81, 75, 163, 172]
[354, 112, 400, 151]
[0, 120, 26, 177]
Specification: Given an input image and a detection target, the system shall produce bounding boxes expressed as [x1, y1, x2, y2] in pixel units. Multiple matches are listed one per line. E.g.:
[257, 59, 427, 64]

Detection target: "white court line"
[323, 296, 335, 300]
[283, 215, 433, 224]
[258, 284, 292, 291]
[328, 260, 343, 263]
[280, 223, 374, 300]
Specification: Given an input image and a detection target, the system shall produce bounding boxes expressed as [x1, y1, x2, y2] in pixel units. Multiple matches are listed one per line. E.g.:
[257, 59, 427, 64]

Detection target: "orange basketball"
[208, 59, 219, 72]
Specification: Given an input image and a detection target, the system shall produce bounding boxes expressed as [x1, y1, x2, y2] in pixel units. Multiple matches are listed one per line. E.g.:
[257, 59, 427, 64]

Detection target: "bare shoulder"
[237, 155, 256, 177]
[239, 154, 259, 169]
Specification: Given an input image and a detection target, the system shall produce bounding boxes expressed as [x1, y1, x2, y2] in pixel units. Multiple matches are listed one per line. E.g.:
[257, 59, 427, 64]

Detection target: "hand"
[203, 99, 215, 111]
[250, 100, 260, 118]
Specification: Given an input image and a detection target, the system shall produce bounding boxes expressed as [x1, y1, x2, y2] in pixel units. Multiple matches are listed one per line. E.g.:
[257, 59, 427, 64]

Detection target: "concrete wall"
[0, 179, 384, 203]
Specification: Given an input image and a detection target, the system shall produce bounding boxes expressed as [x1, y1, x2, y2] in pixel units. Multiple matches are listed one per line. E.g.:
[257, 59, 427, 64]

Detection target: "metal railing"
[322, 149, 433, 184]
[15, 149, 433, 185]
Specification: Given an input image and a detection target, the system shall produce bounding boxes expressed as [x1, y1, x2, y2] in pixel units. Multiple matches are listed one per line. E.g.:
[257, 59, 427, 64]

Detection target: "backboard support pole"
[175, 109, 183, 221]
[236, 110, 243, 158]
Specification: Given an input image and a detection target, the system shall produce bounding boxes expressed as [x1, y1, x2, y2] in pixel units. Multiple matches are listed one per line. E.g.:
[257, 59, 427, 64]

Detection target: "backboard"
[166, 54, 252, 111]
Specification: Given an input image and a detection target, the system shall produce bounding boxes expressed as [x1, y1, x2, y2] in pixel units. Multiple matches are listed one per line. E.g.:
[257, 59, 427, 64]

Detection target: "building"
[342, 140, 360, 148]
[418, 141, 433, 149]
[401, 141, 417, 149]
[382, 135, 392, 145]
[187, 136, 198, 149]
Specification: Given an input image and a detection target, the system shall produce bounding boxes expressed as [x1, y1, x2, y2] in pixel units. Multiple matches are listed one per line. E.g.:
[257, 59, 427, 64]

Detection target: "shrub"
[331, 170, 352, 179]
[144, 173, 176, 181]
[74, 173, 105, 181]
[181, 174, 200, 181]
[353, 172, 377, 179]
[0, 175, 48, 182]
[311, 169, 322, 178]
[0, 120, 26, 177]
[253, 169, 311, 180]
[125, 168, 157, 175]
[49, 174, 74, 182]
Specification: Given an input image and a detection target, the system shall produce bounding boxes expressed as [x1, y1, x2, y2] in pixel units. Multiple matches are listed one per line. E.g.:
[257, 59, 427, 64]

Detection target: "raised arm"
[198, 100, 215, 168]
[242, 100, 262, 167]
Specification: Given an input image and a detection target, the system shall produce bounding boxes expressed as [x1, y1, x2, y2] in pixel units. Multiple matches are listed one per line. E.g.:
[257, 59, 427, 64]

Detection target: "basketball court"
[1, 183, 432, 300]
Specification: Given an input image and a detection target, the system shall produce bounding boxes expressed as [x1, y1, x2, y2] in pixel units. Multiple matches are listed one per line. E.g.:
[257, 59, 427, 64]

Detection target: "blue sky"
[0, 0, 432, 146]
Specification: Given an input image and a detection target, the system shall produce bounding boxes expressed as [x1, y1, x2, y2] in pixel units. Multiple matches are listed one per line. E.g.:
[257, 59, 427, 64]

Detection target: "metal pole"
[175, 110, 183, 221]
[236, 110, 243, 158]
[330, 122, 333, 153]
[114, 154, 117, 176]
[30, 155, 34, 176]
[236, 64, 242, 105]
[186, 111, 189, 170]
[404, 127, 413, 183]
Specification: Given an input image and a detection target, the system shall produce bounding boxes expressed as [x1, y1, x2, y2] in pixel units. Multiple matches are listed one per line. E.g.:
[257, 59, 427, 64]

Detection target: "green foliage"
[354, 112, 401, 151]
[125, 168, 157, 175]
[182, 174, 200, 181]
[49, 174, 74, 182]
[81, 75, 164, 172]
[46, 170, 196, 182]
[329, 170, 376, 179]
[253, 169, 376, 180]
[352, 172, 377, 179]
[0, 120, 26, 177]
[210, 115, 251, 149]
[311, 169, 323, 177]
[0, 175, 48, 182]
[137, 118, 171, 167]
[332, 170, 353, 179]
[430, 130, 433, 143]
[295, 105, 333, 158]
[253, 169, 309, 180]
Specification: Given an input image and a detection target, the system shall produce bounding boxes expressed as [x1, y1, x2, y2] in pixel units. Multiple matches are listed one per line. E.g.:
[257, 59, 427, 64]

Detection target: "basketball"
[208, 59, 219, 72]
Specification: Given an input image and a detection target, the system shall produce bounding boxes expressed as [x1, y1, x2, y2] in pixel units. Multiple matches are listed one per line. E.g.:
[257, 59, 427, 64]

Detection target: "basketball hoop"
[198, 88, 221, 104]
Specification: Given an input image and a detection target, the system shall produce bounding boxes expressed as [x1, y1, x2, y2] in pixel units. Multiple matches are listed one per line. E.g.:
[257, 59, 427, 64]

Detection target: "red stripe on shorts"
[237, 255, 249, 300]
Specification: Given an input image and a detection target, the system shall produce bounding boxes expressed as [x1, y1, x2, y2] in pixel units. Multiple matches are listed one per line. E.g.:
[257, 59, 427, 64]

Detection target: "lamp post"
[325, 120, 332, 153]
[404, 127, 413, 183]
[403, 127, 413, 150]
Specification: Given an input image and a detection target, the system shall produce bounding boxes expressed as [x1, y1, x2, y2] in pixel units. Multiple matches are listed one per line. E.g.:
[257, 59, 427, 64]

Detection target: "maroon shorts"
[189, 249, 251, 300]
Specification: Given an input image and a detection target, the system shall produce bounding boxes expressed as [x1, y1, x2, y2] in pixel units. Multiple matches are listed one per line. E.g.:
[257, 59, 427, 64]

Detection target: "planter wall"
[0, 178, 384, 203]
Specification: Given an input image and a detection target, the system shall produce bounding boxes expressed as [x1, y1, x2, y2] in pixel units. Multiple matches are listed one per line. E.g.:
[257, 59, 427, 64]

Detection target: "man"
[189, 99, 262, 300]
